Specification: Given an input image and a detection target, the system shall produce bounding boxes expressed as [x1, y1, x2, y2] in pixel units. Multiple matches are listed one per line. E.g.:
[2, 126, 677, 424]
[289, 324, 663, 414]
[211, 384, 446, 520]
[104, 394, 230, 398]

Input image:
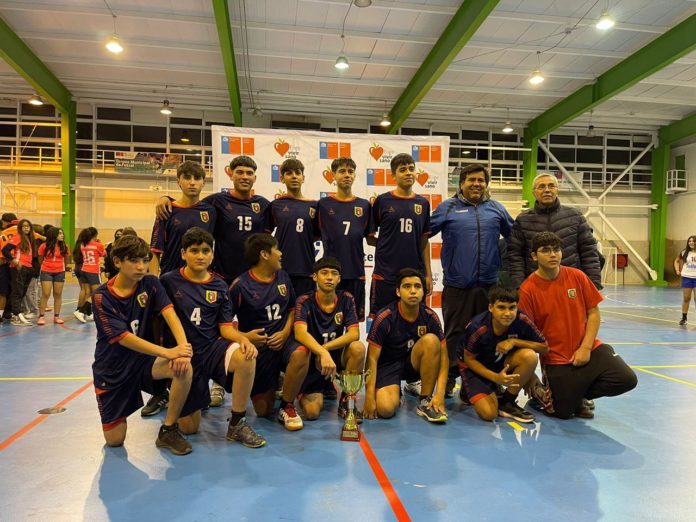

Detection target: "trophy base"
[340, 428, 361, 442]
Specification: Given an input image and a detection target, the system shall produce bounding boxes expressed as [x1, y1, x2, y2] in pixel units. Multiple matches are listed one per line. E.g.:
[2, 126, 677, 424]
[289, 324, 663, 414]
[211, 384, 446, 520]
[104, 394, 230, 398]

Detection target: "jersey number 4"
[190, 307, 202, 326]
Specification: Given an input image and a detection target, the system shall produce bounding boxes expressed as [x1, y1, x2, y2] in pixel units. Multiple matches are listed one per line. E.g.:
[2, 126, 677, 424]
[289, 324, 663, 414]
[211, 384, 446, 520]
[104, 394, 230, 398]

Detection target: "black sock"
[85, 301, 92, 315]
[500, 390, 517, 405]
[683, 313, 688, 320]
[229, 410, 246, 426]
[280, 399, 290, 409]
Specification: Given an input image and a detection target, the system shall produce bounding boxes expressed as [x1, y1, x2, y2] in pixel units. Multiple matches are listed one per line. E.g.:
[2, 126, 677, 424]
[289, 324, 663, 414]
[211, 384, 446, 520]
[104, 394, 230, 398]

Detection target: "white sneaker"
[277, 403, 303, 431]
[85, 314, 94, 322]
[73, 310, 87, 323]
[23, 312, 37, 319]
[403, 380, 422, 397]
[11, 315, 32, 327]
[17, 313, 33, 325]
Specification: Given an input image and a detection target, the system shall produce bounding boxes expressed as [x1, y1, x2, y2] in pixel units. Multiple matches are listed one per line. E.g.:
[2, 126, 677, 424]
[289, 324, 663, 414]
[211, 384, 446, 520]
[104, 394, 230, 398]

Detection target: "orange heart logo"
[274, 140, 290, 157]
[369, 144, 384, 161]
[417, 169, 429, 186]
[323, 169, 334, 184]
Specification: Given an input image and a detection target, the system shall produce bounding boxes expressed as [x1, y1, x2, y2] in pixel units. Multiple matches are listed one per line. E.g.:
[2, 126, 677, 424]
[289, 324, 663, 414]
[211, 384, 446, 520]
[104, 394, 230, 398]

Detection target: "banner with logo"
[211, 127, 450, 309]
[114, 152, 181, 174]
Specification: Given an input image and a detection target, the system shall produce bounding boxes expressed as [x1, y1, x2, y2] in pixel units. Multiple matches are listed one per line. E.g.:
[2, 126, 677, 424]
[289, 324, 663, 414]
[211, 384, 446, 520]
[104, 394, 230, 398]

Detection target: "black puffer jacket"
[508, 198, 601, 288]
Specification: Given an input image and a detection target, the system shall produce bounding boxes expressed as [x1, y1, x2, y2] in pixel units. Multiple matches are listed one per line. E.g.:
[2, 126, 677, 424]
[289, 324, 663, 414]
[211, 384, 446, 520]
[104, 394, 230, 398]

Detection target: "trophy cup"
[336, 370, 368, 442]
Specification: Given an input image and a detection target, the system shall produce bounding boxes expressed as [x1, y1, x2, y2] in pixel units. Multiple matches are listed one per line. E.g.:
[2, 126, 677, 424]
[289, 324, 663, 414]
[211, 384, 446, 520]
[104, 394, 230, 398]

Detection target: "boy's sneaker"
[337, 395, 363, 424]
[498, 401, 535, 423]
[11, 315, 31, 327]
[73, 310, 86, 323]
[155, 423, 192, 456]
[403, 380, 422, 397]
[575, 404, 595, 419]
[85, 314, 94, 322]
[226, 418, 266, 448]
[583, 398, 595, 410]
[416, 398, 448, 423]
[209, 383, 225, 407]
[679, 317, 687, 326]
[23, 312, 36, 319]
[444, 377, 456, 399]
[37, 316, 46, 326]
[141, 390, 169, 417]
[17, 313, 32, 325]
[277, 402, 303, 431]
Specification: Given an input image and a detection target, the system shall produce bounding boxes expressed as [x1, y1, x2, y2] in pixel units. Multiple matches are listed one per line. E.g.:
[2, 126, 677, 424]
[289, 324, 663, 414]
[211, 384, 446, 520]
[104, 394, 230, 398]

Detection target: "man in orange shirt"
[518, 232, 637, 419]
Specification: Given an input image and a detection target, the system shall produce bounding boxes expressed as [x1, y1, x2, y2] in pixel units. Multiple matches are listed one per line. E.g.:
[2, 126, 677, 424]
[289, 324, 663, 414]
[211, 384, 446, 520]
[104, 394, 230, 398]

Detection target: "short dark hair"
[121, 227, 138, 237]
[396, 267, 426, 289]
[244, 233, 277, 265]
[230, 155, 257, 172]
[390, 153, 415, 173]
[111, 235, 151, 262]
[177, 160, 206, 179]
[488, 285, 519, 305]
[182, 226, 214, 250]
[457, 163, 489, 184]
[280, 158, 304, 175]
[531, 231, 562, 252]
[313, 256, 342, 273]
[331, 157, 356, 172]
[1, 212, 17, 223]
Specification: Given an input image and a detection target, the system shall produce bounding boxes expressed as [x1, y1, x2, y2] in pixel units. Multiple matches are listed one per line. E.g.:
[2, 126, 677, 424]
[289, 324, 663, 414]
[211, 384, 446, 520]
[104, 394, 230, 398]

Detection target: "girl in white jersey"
[674, 235, 696, 325]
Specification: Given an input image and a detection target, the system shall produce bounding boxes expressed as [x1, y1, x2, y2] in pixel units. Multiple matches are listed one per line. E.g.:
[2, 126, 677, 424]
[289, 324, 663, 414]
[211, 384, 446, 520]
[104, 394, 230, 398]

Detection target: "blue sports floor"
[1, 285, 694, 521]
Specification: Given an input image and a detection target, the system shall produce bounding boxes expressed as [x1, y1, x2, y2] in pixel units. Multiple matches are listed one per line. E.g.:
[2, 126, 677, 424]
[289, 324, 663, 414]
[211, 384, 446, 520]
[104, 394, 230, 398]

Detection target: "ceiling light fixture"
[180, 130, 190, 143]
[379, 100, 391, 127]
[463, 150, 471, 155]
[104, 2, 124, 54]
[528, 51, 545, 85]
[354, 0, 372, 6]
[335, 34, 349, 70]
[502, 108, 513, 133]
[160, 99, 172, 115]
[28, 94, 44, 106]
[586, 110, 595, 137]
[596, 11, 615, 30]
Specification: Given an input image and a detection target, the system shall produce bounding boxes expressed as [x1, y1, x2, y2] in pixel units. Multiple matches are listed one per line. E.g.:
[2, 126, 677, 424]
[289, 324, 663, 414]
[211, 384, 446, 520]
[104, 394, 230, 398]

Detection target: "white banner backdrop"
[211, 126, 449, 309]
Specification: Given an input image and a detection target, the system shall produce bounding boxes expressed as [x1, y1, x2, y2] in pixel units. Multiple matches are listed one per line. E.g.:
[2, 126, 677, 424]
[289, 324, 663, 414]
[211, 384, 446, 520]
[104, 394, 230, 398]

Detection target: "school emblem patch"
[251, 202, 261, 213]
[309, 207, 316, 219]
[567, 288, 577, 299]
[414, 204, 422, 215]
[200, 211, 209, 223]
[277, 284, 287, 296]
[205, 290, 217, 303]
[354, 206, 363, 217]
[335, 312, 343, 325]
[417, 325, 427, 337]
[136, 292, 148, 308]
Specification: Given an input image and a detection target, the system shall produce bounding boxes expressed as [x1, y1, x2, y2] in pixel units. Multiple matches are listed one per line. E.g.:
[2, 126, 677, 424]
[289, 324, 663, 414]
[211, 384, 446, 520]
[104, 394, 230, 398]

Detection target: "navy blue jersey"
[92, 275, 172, 389]
[294, 290, 359, 344]
[150, 201, 217, 275]
[203, 190, 271, 282]
[317, 195, 371, 279]
[458, 310, 545, 372]
[371, 192, 431, 283]
[368, 301, 444, 364]
[229, 269, 295, 337]
[269, 196, 318, 277]
[159, 268, 234, 357]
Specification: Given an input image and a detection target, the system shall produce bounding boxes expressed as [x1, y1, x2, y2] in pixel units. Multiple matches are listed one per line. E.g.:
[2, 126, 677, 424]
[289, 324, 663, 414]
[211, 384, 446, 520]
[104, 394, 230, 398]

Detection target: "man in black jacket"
[508, 173, 601, 289]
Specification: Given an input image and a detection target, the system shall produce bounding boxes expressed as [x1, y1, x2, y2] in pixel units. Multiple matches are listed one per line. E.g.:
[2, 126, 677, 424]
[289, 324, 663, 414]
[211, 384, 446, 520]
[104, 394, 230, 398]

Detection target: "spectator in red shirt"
[37, 227, 69, 325]
[73, 227, 105, 323]
[2, 219, 36, 326]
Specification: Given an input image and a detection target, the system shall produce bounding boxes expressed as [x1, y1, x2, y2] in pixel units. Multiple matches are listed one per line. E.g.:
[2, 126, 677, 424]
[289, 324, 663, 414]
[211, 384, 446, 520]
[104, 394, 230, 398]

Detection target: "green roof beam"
[527, 13, 696, 139]
[212, 0, 243, 126]
[387, 0, 500, 134]
[659, 111, 696, 146]
[0, 16, 72, 113]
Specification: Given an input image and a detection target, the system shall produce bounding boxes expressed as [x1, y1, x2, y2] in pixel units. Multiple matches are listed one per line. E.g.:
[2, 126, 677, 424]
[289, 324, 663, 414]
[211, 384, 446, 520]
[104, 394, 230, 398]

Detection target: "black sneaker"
[498, 401, 535, 423]
[458, 384, 471, 405]
[141, 390, 169, 417]
[155, 423, 192, 455]
[583, 398, 595, 410]
[575, 404, 595, 419]
[226, 418, 266, 448]
[416, 398, 448, 423]
[679, 317, 687, 326]
[444, 377, 456, 399]
[337, 395, 363, 424]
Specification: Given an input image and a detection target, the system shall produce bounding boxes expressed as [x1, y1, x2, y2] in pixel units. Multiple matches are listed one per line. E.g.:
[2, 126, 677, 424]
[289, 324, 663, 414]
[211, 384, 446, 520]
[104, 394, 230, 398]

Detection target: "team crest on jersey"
[417, 325, 427, 337]
[354, 207, 363, 217]
[414, 204, 423, 215]
[136, 292, 148, 308]
[277, 284, 287, 296]
[334, 312, 343, 325]
[567, 288, 577, 299]
[200, 211, 209, 223]
[309, 208, 316, 219]
[251, 202, 261, 213]
[205, 290, 218, 303]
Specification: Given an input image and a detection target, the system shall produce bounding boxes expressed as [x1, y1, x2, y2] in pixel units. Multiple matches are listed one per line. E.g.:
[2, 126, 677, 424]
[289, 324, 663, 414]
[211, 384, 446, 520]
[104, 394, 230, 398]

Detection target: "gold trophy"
[336, 370, 368, 442]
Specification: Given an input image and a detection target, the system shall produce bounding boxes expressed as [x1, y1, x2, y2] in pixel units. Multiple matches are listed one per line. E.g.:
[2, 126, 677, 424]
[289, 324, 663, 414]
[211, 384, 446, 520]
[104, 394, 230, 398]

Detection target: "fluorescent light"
[180, 130, 190, 143]
[379, 113, 391, 127]
[463, 150, 471, 155]
[28, 95, 43, 106]
[160, 99, 172, 115]
[354, 0, 372, 6]
[335, 54, 349, 70]
[596, 11, 615, 30]
[502, 122, 514, 133]
[529, 70, 545, 85]
[105, 34, 124, 54]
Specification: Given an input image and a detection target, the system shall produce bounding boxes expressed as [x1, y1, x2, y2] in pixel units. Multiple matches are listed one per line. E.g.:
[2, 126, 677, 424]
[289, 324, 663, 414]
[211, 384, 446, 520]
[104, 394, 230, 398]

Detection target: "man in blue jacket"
[429, 164, 514, 398]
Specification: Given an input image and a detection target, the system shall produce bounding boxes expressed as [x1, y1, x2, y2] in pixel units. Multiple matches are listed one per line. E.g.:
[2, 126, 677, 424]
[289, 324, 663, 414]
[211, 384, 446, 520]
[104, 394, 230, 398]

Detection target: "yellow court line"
[0, 377, 92, 381]
[507, 421, 526, 431]
[634, 368, 696, 388]
[631, 364, 696, 369]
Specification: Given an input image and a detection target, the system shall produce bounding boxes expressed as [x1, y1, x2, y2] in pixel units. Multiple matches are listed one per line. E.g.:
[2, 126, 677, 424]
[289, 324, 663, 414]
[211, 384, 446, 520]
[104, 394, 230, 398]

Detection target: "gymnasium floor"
[1, 285, 694, 521]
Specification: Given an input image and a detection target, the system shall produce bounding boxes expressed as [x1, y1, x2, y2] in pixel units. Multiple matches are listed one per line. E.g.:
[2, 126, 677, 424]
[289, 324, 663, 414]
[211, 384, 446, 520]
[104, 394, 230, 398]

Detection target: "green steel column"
[212, 0, 243, 126]
[61, 101, 76, 247]
[646, 144, 669, 287]
[521, 129, 538, 207]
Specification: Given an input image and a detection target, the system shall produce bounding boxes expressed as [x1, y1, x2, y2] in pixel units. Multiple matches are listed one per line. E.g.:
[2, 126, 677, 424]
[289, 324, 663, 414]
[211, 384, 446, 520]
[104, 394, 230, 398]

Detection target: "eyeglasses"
[534, 183, 558, 191]
[537, 246, 562, 254]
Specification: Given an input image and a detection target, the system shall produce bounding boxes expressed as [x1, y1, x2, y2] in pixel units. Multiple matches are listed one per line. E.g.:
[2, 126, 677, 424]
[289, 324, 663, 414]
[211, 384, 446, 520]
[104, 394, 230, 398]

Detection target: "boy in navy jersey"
[457, 286, 547, 423]
[317, 157, 372, 322]
[156, 155, 271, 284]
[364, 268, 448, 423]
[294, 257, 366, 421]
[92, 235, 194, 455]
[269, 158, 318, 296]
[160, 227, 266, 447]
[150, 161, 216, 276]
[367, 153, 432, 319]
[229, 233, 310, 431]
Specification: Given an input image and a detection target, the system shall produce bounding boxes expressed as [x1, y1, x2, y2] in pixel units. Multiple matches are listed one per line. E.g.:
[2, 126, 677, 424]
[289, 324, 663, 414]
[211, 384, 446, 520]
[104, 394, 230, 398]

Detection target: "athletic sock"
[683, 313, 688, 320]
[84, 301, 92, 315]
[229, 410, 246, 426]
[500, 390, 517, 405]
